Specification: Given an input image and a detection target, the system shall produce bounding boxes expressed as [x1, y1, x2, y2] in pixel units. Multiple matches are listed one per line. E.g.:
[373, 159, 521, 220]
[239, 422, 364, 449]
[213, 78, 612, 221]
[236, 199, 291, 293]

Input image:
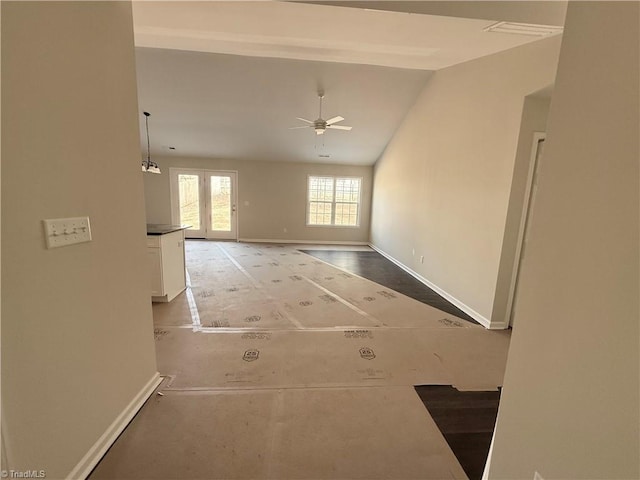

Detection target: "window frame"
[306, 175, 363, 228]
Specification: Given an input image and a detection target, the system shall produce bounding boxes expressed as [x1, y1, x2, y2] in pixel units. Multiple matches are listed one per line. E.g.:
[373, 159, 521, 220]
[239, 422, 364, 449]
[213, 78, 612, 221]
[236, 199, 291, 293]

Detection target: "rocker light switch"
[43, 216, 92, 248]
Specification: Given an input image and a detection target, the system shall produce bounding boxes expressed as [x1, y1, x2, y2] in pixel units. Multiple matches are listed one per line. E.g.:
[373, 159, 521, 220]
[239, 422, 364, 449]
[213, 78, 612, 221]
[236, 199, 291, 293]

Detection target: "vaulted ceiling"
[133, 1, 566, 165]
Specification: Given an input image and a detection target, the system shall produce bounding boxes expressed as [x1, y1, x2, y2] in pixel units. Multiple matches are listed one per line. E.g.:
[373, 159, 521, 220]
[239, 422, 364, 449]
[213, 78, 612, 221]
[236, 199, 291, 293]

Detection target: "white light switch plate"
[43, 216, 92, 248]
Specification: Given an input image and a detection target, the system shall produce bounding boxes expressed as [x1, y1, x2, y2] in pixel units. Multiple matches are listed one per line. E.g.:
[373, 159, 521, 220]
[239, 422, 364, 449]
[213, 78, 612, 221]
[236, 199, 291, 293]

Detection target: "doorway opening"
[170, 168, 238, 240]
[507, 133, 546, 327]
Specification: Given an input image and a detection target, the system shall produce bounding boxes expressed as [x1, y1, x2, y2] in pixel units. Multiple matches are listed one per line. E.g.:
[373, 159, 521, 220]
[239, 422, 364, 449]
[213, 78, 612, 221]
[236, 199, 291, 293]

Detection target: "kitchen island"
[147, 224, 189, 302]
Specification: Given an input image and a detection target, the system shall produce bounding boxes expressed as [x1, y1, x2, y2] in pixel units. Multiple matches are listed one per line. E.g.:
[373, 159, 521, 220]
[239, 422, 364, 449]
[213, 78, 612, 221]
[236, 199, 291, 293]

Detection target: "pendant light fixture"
[141, 111, 161, 174]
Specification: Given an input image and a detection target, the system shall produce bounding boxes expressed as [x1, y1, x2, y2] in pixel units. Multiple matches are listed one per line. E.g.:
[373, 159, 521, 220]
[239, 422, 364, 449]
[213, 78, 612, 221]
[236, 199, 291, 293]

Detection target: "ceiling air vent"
[484, 21, 563, 37]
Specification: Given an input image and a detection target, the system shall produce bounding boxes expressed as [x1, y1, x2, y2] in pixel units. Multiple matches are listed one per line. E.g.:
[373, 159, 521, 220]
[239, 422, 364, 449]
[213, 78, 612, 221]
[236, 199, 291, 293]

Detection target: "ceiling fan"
[290, 92, 352, 135]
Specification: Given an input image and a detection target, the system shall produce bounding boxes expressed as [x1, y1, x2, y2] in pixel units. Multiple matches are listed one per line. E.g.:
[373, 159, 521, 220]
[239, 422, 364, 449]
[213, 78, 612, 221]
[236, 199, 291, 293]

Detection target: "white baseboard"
[67, 372, 162, 480]
[238, 238, 369, 246]
[369, 244, 498, 329]
[487, 321, 509, 330]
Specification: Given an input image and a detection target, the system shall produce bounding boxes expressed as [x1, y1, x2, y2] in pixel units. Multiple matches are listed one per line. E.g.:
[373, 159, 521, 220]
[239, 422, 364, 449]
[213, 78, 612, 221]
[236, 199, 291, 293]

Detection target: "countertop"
[146, 224, 190, 236]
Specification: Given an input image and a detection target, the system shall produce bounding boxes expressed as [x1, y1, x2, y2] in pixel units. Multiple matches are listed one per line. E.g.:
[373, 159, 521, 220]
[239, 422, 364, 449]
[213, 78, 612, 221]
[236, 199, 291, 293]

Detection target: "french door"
[170, 168, 238, 240]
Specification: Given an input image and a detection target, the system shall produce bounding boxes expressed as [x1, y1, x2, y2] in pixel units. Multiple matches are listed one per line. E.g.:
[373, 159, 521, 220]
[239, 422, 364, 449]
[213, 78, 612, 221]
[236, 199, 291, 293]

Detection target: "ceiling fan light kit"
[290, 92, 352, 136]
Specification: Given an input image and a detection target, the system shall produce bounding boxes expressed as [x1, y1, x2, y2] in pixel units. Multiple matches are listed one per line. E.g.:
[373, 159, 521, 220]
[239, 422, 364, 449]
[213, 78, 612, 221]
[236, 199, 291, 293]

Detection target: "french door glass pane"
[210, 176, 231, 231]
[178, 174, 200, 230]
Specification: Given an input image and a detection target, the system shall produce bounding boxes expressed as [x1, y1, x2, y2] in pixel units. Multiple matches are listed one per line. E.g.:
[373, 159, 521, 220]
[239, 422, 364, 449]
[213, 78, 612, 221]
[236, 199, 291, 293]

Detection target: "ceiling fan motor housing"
[314, 119, 327, 132]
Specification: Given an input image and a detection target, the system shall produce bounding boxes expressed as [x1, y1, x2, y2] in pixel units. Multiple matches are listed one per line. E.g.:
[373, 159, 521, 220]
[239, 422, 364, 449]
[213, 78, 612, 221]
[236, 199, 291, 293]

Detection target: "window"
[307, 176, 362, 227]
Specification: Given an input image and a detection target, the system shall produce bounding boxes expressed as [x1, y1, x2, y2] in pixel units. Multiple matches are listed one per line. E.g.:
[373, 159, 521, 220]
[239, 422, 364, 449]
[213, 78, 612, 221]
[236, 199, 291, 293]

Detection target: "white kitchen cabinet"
[146, 227, 187, 302]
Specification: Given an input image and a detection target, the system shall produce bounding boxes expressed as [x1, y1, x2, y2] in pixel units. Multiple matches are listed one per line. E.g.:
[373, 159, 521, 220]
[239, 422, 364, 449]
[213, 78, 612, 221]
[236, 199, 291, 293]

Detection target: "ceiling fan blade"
[296, 117, 314, 124]
[327, 125, 352, 130]
[326, 116, 344, 125]
[289, 125, 312, 129]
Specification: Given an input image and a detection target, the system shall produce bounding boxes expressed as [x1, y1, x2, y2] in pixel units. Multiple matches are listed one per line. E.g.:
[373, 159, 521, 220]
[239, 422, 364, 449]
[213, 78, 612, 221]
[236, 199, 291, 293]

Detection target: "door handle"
[232, 205, 237, 213]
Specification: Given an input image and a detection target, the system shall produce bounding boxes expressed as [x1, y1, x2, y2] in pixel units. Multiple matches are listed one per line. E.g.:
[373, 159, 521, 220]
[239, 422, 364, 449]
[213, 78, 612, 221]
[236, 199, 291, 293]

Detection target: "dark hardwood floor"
[415, 386, 500, 480]
[300, 249, 479, 325]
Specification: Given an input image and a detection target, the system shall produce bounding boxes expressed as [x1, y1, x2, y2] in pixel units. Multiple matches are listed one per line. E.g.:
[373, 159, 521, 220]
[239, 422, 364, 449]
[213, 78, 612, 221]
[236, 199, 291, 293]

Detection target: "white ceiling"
[294, 1, 567, 27]
[133, 1, 565, 165]
[135, 48, 431, 164]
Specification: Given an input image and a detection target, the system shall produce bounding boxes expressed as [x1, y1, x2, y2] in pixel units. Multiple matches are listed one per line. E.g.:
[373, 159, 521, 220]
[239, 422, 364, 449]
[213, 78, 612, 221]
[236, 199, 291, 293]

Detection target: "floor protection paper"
[129, 241, 514, 479]
[154, 327, 509, 392]
[182, 241, 478, 331]
[89, 386, 467, 480]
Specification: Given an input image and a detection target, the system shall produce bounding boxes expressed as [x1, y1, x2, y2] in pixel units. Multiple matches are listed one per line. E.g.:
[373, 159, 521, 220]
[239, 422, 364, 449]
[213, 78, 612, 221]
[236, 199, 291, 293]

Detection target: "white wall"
[0, 2, 4, 473]
[144, 156, 373, 244]
[2, 2, 158, 478]
[370, 36, 561, 327]
[488, 2, 639, 478]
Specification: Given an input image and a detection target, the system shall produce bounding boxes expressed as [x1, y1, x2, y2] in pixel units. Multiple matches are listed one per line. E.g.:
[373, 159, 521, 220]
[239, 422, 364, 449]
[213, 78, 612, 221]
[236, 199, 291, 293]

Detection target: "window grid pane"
[335, 178, 361, 203]
[309, 201, 333, 225]
[334, 203, 358, 226]
[309, 177, 334, 202]
[308, 176, 360, 226]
